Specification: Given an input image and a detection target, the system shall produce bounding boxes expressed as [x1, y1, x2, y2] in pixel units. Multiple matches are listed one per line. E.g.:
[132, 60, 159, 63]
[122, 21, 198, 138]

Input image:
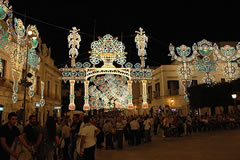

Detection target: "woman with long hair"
[41, 116, 59, 160]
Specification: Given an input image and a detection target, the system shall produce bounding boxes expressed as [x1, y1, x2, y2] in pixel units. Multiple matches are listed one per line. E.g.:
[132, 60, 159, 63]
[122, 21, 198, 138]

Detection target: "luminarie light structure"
[40, 81, 45, 107]
[68, 27, 81, 67]
[135, 27, 148, 69]
[90, 34, 126, 68]
[59, 27, 152, 112]
[0, 0, 40, 103]
[193, 39, 218, 84]
[169, 44, 198, 101]
[214, 43, 240, 81]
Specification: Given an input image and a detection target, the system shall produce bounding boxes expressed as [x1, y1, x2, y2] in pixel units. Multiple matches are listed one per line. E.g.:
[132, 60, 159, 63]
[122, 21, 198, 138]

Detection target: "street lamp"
[170, 98, 174, 106]
[232, 94, 237, 113]
[22, 31, 39, 125]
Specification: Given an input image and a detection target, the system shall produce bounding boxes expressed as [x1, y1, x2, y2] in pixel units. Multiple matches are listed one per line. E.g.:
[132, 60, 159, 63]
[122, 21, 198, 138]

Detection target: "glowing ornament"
[135, 27, 148, 68]
[69, 80, 76, 110]
[214, 43, 240, 81]
[3, 4, 40, 103]
[169, 44, 198, 101]
[193, 39, 217, 84]
[142, 80, 148, 109]
[83, 80, 90, 111]
[27, 68, 36, 98]
[40, 81, 45, 107]
[68, 27, 81, 67]
[90, 34, 127, 68]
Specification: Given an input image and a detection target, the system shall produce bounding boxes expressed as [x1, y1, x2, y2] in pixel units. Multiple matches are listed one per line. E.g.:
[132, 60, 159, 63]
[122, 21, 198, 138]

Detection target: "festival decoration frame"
[59, 27, 152, 111]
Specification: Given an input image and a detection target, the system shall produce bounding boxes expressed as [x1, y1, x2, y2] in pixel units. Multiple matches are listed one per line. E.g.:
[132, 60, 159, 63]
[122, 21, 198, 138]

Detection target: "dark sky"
[9, 0, 240, 67]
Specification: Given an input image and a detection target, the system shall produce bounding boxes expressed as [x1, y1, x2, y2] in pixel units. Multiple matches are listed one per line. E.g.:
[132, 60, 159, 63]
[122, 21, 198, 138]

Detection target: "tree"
[187, 81, 233, 112]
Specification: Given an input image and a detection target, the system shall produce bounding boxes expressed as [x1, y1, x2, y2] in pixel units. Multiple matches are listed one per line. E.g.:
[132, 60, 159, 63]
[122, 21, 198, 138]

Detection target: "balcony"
[168, 89, 179, 96]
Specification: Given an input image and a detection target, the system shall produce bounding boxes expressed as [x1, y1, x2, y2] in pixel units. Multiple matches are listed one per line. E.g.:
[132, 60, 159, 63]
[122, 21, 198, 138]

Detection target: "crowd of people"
[1, 110, 240, 160]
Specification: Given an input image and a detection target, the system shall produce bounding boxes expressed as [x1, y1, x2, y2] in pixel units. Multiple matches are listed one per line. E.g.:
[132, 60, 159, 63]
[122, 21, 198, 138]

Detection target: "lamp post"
[22, 31, 38, 125]
[1, 1, 39, 125]
[23, 34, 37, 125]
[170, 98, 174, 107]
[232, 94, 237, 113]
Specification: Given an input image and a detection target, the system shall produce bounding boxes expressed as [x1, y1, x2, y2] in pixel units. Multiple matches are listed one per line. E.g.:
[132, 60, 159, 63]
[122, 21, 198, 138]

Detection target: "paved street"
[96, 130, 240, 160]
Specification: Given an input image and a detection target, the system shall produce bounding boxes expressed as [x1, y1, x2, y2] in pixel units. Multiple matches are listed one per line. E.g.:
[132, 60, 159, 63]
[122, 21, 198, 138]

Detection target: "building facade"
[0, 37, 62, 125]
[133, 42, 239, 116]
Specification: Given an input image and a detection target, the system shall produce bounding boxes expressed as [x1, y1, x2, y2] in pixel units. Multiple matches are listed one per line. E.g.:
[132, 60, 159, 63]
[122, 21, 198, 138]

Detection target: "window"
[191, 80, 198, 86]
[0, 58, 6, 79]
[155, 83, 160, 98]
[148, 86, 152, 99]
[36, 76, 40, 95]
[167, 80, 179, 96]
[47, 81, 50, 97]
[55, 84, 58, 99]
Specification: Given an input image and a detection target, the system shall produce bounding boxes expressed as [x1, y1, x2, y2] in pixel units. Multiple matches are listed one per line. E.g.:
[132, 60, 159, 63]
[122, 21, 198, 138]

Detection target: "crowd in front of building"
[1, 109, 240, 160]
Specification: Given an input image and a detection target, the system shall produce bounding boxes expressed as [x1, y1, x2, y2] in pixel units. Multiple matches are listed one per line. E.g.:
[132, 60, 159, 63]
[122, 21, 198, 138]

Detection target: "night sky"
[9, 0, 240, 67]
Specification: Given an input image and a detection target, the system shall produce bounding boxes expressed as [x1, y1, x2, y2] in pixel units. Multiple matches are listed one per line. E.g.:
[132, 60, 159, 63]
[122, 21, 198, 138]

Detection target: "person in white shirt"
[143, 117, 151, 142]
[76, 113, 85, 158]
[130, 118, 140, 145]
[79, 116, 100, 160]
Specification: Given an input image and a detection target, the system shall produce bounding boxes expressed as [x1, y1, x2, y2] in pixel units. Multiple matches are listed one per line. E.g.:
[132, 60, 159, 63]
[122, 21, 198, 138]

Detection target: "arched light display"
[59, 27, 152, 111]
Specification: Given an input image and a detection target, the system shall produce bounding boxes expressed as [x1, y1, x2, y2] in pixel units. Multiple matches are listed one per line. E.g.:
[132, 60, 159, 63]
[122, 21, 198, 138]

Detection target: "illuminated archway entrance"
[59, 27, 152, 113]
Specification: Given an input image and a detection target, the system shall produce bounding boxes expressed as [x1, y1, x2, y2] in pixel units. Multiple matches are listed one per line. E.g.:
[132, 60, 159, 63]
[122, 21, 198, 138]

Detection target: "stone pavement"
[95, 130, 240, 160]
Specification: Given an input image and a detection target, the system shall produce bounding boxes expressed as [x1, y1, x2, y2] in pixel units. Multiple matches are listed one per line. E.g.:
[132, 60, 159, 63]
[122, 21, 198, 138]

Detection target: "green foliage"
[187, 79, 238, 109]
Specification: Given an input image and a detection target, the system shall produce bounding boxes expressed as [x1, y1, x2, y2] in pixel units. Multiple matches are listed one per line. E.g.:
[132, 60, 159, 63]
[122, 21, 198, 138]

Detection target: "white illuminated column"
[127, 80, 134, 110]
[69, 80, 75, 110]
[83, 80, 90, 111]
[40, 81, 45, 107]
[142, 80, 148, 109]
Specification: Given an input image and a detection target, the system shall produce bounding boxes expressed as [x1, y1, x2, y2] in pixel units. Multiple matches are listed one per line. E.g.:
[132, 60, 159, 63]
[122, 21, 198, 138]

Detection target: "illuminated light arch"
[59, 27, 152, 111]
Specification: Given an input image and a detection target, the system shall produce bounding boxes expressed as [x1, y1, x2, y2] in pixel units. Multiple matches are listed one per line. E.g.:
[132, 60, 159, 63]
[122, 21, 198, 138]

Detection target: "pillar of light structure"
[83, 80, 90, 111]
[40, 81, 45, 107]
[142, 80, 148, 109]
[69, 80, 76, 110]
[127, 80, 134, 110]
